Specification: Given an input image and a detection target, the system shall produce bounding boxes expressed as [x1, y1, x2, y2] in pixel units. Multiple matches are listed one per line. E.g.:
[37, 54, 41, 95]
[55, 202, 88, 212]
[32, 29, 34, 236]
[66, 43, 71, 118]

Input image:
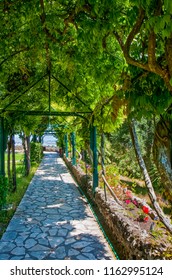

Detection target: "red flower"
[142, 206, 149, 214]
[144, 216, 149, 222]
[126, 190, 132, 198]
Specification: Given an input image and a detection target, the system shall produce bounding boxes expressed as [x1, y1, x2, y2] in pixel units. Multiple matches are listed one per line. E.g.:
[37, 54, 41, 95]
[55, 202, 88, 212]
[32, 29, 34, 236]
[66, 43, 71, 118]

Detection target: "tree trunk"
[11, 135, 17, 192]
[129, 119, 172, 234]
[144, 119, 154, 172]
[22, 134, 31, 176]
[26, 135, 31, 176]
[7, 136, 11, 181]
[153, 118, 172, 201]
[32, 134, 37, 142]
[38, 135, 42, 143]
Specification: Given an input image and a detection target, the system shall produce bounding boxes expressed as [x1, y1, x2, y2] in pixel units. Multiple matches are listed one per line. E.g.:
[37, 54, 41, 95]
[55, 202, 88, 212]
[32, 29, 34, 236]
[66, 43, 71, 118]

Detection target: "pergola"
[0, 70, 99, 192]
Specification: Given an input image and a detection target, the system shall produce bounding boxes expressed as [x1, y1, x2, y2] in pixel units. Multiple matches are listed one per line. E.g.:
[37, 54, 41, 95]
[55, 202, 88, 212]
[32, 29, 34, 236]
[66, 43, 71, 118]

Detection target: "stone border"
[64, 156, 172, 260]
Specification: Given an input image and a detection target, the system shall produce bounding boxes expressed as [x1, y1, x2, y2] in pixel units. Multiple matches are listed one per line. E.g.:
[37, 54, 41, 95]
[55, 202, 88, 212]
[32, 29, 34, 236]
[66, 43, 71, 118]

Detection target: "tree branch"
[113, 8, 150, 72]
[165, 35, 172, 78]
[122, 7, 150, 71]
[146, 29, 172, 92]
[114, 5, 172, 92]
[125, 7, 145, 51]
[113, 31, 124, 51]
[147, 30, 165, 76]
[147, 1, 166, 77]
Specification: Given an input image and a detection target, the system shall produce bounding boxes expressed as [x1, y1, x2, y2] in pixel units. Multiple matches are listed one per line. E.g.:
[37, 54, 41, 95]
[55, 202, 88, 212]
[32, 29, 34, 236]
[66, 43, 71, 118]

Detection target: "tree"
[129, 119, 172, 234]
[111, 0, 172, 199]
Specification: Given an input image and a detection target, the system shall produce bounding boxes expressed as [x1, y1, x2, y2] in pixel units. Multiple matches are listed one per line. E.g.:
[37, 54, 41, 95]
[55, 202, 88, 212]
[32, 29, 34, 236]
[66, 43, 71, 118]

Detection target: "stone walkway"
[0, 152, 115, 260]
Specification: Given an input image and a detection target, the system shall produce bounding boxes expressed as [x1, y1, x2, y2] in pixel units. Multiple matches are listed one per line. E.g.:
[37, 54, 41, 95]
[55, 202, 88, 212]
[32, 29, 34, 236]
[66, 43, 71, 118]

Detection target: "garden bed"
[64, 156, 172, 260]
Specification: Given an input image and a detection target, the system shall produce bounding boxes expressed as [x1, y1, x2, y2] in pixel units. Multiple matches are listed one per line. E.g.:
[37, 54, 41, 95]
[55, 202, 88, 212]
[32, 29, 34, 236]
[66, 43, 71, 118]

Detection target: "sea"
[15, 134, 57, 147]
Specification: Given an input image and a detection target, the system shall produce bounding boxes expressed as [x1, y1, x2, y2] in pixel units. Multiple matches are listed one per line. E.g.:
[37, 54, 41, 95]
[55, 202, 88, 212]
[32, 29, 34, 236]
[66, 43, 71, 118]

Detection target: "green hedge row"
[30, 142, 43, 163]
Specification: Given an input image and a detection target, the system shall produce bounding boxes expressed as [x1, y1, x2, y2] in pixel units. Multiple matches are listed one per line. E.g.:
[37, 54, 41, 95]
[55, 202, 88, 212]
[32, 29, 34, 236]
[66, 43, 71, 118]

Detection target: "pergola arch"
[0, 69, 98, 192]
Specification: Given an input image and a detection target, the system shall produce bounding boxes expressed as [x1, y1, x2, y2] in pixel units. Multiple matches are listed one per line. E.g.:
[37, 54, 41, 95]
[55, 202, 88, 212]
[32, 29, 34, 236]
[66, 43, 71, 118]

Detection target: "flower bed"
[64, 156, 172, 259]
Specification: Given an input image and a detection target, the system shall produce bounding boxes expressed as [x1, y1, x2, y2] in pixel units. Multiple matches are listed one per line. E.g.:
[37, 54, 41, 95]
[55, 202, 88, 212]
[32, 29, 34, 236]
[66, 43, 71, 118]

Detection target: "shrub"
[30, 142, 43, 163]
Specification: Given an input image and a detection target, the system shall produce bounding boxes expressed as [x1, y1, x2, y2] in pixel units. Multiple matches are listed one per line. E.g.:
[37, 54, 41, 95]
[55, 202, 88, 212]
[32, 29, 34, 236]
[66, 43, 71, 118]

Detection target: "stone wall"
[64, 156, 172, 260]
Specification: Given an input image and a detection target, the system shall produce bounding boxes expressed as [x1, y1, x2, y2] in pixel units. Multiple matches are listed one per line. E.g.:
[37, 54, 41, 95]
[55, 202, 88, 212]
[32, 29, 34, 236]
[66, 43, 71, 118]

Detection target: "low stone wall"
[43, 146, 57, 152]
[64, 156, 172, 260]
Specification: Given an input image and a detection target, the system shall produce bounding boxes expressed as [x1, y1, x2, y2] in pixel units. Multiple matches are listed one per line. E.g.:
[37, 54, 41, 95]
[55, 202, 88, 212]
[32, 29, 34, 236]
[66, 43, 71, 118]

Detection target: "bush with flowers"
[123, 188, 153, 224]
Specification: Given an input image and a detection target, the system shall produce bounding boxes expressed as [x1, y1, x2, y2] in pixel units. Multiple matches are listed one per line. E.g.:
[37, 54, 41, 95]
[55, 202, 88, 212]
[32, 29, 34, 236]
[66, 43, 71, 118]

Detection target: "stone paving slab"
[0, 152, 115, 260]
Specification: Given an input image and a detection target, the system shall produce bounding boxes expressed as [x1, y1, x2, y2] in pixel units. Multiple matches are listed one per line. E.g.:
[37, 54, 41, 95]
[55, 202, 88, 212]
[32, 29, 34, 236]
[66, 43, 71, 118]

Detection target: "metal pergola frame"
[0, 71, 98, 193]
[3, 110, 91, 119]
[0, 71, 92, 115]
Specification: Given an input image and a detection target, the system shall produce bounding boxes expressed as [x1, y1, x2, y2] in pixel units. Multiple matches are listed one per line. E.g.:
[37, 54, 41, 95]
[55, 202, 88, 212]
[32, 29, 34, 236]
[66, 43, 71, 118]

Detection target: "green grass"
[0, 153, 40, 238]
[5, 152, 24, 166]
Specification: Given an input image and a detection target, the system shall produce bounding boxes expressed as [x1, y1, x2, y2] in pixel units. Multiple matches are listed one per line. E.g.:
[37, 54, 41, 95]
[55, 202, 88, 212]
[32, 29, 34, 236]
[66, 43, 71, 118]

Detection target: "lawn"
[0, 151, 40, 238]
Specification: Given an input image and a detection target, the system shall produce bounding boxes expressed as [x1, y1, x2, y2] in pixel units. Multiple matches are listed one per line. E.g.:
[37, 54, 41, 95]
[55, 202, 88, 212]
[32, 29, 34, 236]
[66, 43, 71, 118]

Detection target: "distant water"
[42, 135, 57, 147]
[15, 134, 57, 147]
[14, 135, 23, 145]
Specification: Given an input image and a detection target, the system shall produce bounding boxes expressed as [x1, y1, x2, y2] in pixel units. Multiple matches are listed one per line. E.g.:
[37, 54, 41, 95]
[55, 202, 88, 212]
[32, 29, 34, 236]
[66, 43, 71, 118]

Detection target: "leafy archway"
[0, 0, 172, 233]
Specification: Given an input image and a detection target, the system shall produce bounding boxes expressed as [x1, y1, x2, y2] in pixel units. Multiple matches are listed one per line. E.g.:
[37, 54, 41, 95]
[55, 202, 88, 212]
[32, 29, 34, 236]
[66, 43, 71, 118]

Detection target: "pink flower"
[142, 206, 149, 214]
[126, 190, 132, 198]
[133, 199, 138, 206]
[125, 199, 131, 204]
